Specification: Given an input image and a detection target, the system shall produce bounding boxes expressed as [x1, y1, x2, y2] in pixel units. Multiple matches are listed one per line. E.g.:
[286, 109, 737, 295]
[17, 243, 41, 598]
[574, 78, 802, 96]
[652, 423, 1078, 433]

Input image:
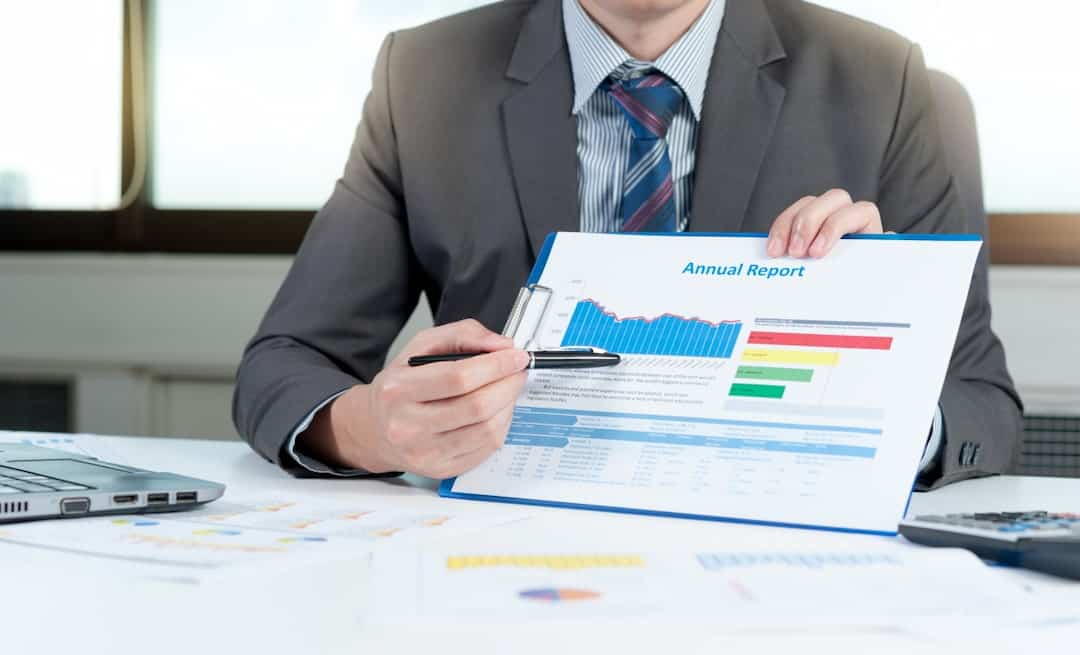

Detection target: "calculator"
[899, 511, 1080, 580]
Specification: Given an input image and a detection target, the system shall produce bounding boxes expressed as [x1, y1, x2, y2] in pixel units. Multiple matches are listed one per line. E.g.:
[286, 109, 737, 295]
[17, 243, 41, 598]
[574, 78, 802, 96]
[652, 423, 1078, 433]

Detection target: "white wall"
[0, 254, 432, 439]
[0, 254, 1076, 440]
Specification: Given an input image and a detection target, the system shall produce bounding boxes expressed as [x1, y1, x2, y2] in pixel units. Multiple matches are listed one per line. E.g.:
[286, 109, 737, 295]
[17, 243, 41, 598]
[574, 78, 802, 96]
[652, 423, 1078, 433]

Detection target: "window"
[813, 0, 1080, 213]
[150, 0, 492, 209]
[0, 1, 123, 210]
[2, 0, 1077, 261]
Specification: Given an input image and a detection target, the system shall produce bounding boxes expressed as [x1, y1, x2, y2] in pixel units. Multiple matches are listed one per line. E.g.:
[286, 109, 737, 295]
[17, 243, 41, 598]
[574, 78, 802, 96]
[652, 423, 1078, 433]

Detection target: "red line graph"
[563, 299, 743, 357]
[578, 298, 741, 328]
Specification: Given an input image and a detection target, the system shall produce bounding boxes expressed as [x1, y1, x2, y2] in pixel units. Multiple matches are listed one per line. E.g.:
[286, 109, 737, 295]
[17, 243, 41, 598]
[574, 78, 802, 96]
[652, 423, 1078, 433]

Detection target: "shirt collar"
[562, 0, 726, 119]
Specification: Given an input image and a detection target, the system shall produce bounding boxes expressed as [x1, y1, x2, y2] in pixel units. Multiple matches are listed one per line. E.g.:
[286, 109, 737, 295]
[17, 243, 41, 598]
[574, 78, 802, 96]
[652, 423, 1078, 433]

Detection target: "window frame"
[1, 1, 1077, 262]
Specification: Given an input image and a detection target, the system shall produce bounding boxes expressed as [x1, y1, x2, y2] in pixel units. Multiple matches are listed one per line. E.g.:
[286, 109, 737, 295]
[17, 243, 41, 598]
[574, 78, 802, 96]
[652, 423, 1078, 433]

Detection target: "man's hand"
[766, 189, 884, 258]
[304, 319, 529, 478]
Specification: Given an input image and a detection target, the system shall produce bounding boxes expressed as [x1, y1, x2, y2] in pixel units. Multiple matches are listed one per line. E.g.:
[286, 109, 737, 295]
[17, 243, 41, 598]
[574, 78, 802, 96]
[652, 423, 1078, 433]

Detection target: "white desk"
[3, 435, 1079, 655]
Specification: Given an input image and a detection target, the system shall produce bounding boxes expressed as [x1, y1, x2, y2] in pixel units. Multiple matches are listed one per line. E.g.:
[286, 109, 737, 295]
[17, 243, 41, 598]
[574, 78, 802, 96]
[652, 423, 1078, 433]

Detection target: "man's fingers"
[415, 371, 527, 433]
[431, 443, 501, 480]
[766, 195, 815, 257]
[806, 201, 882, 258]
[423, 405, 516, 478]
[386, 348, 529, 402]
[786, 189, 853, 257]
[390, 318, 512, 367]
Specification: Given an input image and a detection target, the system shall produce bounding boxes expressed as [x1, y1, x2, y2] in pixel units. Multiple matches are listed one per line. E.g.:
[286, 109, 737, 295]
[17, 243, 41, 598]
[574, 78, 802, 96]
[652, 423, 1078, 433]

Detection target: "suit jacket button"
[959, 443, 976, 469]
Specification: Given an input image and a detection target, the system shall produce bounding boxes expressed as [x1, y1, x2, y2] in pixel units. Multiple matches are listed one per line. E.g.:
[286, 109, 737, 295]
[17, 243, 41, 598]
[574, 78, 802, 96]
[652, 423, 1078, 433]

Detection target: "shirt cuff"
[918, 404, 945, 473]
[285, 390, 372, 477]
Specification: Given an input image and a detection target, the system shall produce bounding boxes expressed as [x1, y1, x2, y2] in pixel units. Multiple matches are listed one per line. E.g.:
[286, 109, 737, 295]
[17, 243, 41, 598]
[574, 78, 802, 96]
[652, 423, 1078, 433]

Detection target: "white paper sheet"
[447, 233, 981, 534]
[0, 493, 526, 580]
[369, 546, 1028, 626]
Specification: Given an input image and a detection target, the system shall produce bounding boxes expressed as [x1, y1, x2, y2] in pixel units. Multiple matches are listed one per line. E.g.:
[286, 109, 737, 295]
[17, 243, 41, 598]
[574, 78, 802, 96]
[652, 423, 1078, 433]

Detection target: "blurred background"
[1, 1, 1077, 475]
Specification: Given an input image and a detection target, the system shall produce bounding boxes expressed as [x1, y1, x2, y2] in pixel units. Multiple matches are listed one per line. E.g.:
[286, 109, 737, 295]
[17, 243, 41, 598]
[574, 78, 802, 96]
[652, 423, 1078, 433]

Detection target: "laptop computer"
[0, 443, 225, 523]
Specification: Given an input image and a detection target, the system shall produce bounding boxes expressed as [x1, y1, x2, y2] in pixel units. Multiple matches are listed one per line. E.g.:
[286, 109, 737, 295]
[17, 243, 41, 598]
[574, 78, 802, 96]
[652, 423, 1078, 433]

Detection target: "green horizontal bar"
[735, 366, 814, 383]
[729, 383, 786, 399]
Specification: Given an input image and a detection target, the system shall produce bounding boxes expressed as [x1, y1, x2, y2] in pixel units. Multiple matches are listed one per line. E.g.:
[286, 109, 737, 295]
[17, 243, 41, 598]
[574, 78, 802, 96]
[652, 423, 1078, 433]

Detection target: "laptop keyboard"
[0, 465, 92, 494]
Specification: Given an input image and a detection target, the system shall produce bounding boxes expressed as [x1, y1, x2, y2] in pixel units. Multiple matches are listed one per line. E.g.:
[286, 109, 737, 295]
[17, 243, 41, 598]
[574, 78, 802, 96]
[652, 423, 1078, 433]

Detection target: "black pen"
[408, 347, 620, 369]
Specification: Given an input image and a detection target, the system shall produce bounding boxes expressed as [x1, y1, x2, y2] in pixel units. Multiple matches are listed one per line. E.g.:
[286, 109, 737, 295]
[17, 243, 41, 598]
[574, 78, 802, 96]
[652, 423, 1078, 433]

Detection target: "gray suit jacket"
[233, 0, 1023, 488]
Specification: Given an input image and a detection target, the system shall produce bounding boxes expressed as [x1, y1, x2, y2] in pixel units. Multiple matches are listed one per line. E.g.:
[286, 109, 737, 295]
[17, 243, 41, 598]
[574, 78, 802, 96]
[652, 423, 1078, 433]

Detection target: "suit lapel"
[500, 0, 788, 249]
[502, 0, 579, 258]
[689, 0, 787, 233]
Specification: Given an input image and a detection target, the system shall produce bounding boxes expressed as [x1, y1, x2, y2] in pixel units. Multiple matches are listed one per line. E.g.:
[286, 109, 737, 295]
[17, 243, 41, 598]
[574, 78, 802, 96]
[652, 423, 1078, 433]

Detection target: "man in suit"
[233, 0, 1022, 489]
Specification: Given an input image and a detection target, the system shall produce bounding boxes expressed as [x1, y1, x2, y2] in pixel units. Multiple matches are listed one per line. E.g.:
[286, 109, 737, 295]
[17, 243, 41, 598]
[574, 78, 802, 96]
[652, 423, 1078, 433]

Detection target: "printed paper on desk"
[442, 232, 982, 535]
[369, 547, 1024, 625]
[0, 494, 527, 582]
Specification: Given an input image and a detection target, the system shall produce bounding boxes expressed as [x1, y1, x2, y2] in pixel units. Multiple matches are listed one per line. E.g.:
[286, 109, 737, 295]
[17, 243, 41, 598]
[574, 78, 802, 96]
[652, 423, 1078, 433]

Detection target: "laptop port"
[112, 494, 137, 505]
[60, 497, 91, 515]
[175, 491, 197, 504]
[147, 493, 169, 505]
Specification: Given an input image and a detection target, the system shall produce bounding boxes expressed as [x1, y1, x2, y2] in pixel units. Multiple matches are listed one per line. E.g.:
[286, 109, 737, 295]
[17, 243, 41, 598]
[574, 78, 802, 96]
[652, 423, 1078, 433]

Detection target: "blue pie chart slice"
[518, 588, 601, 602]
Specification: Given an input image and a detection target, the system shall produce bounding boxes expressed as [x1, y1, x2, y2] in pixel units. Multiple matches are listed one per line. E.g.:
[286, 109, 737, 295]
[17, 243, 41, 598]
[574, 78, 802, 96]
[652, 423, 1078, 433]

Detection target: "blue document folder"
[441, 232, 982, 536]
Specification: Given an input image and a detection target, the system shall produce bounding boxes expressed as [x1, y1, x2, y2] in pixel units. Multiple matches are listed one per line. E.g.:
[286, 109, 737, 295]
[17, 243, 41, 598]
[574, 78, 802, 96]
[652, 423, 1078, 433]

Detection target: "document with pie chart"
[442, 232, 982, 535]
[368, 547, 1024, 625]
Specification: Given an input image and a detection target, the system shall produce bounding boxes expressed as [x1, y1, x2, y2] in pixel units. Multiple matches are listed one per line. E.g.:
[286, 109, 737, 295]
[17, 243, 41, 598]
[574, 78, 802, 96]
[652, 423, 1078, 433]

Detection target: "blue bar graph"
[560, 299, 742, 358]
[697, 552, 901, 570]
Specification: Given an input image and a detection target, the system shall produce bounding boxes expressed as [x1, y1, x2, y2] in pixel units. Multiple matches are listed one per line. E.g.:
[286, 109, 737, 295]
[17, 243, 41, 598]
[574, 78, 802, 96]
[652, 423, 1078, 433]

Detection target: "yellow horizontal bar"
[741, 348, 839, 366]
[446, 554, 645, 570]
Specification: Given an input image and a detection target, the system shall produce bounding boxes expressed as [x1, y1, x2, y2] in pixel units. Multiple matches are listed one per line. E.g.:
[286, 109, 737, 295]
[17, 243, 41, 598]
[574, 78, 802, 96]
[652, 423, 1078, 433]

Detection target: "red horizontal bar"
[748, 331, 893, 350]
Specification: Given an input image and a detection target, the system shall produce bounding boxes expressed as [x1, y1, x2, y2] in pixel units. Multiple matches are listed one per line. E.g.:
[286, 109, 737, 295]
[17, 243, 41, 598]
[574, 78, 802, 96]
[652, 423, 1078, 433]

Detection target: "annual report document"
[442, 232, 983, 534]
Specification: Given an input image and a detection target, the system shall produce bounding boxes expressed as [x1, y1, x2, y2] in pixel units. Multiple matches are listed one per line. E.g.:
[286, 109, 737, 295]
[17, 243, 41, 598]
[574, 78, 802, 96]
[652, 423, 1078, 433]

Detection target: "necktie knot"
[607, 72, 684, 139]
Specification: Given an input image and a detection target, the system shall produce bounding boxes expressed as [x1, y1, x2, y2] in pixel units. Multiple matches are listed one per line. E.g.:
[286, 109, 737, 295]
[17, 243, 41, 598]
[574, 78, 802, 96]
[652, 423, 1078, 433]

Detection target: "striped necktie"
[607, 72, 684, 233]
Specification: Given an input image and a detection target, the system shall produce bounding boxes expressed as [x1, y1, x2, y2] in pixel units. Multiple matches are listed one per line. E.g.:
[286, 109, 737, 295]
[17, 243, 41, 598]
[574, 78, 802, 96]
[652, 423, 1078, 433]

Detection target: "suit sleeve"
[232, 33, 420, 475]
[875, 44, 1023, 489]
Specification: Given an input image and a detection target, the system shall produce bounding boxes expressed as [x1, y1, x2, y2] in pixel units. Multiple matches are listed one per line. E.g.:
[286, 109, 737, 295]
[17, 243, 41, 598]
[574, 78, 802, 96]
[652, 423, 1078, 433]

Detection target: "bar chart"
[560, 298, 743, 358]
[724, 318, 906, 418]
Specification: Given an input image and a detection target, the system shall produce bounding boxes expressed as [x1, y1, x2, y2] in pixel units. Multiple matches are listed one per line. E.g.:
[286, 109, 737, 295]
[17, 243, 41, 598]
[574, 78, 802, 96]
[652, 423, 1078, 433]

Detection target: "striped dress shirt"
[562, 0, 726, 233]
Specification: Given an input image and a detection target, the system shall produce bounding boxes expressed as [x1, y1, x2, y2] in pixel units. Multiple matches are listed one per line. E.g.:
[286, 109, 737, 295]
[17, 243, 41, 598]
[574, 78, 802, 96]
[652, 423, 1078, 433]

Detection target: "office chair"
[927, 70, 987, 236]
